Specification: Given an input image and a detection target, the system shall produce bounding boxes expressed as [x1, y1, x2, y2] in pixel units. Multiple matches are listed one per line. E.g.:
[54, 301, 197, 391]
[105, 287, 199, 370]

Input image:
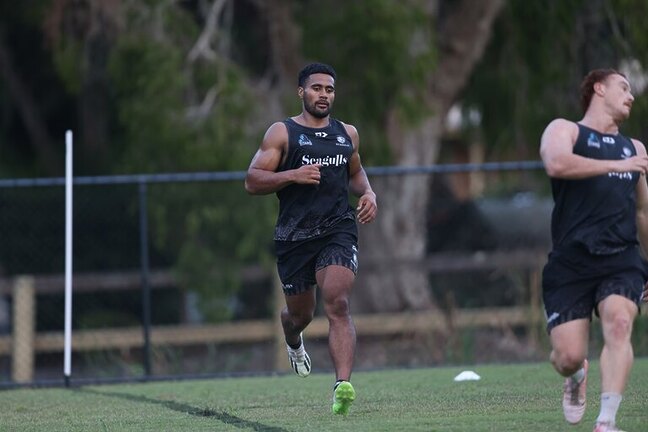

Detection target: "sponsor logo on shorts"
[546, 312, 560, 324]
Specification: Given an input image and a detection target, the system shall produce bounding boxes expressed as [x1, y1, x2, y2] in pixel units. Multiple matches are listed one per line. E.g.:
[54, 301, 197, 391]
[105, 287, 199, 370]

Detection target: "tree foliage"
[3, 0, 648, 320]
[103, 1, 276, 321]
[1, 1, 278, 322]
[463, 0, 648, 165]
[299, 0, 436, 165]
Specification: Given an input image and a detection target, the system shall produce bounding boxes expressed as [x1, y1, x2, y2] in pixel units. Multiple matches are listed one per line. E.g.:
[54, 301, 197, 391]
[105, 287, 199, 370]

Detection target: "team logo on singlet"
[298, 134, 313, 146]
[336, 136, 350, 147]
[609, 147, 634, 179]
[622, 147, 632, 158]
[587, 133, 600, 149]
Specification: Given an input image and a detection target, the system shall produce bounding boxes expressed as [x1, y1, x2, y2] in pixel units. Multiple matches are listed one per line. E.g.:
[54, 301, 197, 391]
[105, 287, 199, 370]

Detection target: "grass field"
[1, 359, 647, 431]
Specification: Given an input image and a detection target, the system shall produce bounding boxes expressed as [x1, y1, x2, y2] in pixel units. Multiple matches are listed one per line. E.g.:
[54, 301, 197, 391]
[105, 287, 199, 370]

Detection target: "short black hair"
[298, 63, 337, 88]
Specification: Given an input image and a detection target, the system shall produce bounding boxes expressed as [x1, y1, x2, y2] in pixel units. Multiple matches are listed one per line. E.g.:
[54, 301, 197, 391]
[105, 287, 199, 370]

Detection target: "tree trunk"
[255, 0, 303, 123]
[355, 116, 443, 312]
[79, 1, 119, 172]
[0, 27, 59, 175]
[354, 0, 504, 313]
[263, 0, 302, 91]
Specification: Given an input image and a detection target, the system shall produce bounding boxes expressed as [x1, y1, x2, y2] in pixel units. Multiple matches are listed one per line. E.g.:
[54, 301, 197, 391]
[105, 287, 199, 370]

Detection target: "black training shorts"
[542, 245, 645, 333]
[274, 220, 358, 296]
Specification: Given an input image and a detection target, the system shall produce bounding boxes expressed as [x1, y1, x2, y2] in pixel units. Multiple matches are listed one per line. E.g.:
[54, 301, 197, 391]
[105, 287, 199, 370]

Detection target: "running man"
[540, 68, 648, 432]
[245, 62, 377, 415]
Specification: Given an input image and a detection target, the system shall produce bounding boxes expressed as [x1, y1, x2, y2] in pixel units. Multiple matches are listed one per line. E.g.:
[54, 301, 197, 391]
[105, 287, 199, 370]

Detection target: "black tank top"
[550, 123, 639, 254]
[274, 118, 356, 241]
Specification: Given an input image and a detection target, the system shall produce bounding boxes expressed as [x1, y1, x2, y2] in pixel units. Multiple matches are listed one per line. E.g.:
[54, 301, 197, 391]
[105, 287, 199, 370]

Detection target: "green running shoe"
[332, 381, 355, 415]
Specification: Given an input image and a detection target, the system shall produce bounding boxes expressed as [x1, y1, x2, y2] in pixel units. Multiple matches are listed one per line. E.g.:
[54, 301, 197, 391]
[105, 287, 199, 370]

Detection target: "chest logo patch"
[587, 133, 600, 149]
[298, 134, 313, 146]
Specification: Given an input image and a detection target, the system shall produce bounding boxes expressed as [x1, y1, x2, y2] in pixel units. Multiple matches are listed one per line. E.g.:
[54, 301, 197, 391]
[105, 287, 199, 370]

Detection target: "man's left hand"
[356, 192, 377, 224]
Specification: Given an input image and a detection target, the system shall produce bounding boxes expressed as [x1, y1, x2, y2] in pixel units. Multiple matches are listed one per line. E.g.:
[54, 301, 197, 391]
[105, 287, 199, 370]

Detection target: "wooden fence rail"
[0, 306, 538, 356]
[0, 250, 547, 383]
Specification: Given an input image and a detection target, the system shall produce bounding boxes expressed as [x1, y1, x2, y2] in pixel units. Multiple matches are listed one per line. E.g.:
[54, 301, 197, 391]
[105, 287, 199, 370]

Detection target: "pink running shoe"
[562, 359, 588, 424]
[593, 422, 626, 432]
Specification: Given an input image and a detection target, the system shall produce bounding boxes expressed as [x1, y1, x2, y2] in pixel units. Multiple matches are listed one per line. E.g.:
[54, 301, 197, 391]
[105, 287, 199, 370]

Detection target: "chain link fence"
[1, 163, 646, 387]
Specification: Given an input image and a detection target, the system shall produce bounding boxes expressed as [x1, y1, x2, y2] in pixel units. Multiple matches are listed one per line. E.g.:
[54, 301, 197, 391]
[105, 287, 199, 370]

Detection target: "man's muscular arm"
[540, 119, 648, 179]
[245, 122, 322, 195]
[344, 123, 377, 224]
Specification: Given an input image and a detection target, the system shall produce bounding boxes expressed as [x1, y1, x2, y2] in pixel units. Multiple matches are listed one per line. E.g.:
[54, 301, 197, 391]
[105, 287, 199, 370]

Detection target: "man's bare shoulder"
[545, 118, 579, 134]
[631, 138, 647, 156]
[262, 121, 289, 142]
[541, 118, 580, 147]
[266, 121, 288, 135]
[253, 121, 289, 158]
[339, 121, 358, 140]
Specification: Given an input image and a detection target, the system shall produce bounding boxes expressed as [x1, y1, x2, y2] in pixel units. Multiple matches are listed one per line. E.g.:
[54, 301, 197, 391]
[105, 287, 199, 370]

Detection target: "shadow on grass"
[78, 388, 289, 432]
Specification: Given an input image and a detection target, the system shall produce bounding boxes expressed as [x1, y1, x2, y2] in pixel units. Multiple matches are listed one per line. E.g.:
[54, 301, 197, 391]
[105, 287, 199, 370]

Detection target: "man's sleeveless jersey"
[274, 118, 355, 241]
[550, 123, 639, 254]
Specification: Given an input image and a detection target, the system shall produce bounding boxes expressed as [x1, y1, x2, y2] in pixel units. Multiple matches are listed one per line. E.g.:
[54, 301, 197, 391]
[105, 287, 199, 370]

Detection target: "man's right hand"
[617, 155, 648, 175]
[293, 164, 322, 185]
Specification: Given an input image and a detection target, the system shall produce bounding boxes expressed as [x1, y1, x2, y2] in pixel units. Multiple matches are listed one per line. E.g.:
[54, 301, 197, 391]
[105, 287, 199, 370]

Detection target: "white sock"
[570, 367, 585, 383]
[596, 392, 622, 425]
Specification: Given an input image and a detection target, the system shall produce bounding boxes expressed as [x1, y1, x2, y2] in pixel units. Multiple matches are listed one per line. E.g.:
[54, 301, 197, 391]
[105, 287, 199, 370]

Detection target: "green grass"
[1, 359, 647, 431]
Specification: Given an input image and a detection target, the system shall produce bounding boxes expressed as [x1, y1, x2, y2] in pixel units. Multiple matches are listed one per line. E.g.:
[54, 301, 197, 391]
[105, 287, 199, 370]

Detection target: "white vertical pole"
[64, 130, 73, 386]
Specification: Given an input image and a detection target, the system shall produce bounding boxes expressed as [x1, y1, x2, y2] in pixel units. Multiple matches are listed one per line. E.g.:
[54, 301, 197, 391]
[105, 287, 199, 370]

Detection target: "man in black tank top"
[540, 69, 648, 432]
[245, 63, 377, 415]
